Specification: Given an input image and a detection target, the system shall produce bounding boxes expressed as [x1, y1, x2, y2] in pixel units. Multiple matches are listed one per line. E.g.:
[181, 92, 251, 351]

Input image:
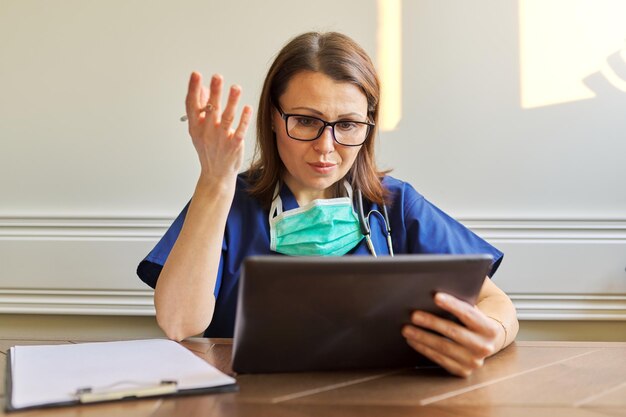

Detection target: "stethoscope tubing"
[355, 189, 394, 257]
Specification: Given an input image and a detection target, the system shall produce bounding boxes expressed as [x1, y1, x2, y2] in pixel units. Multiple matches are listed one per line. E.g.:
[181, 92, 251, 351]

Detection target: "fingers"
[183, 72, 252, 144]
[409, 309, 496, 358]
[410, 310, 492, 357]
[233, 105, 253, 142]
[220, 85, 241, 132]
[402, 324, 485, 377]
[404, 337, 478, 378]
[206, 74, 223, 122]
[200, 85, 209, 112]
[184, 73, 224, 124]
[185, 73, 246, 123]
[185, 72, 203, 124]
[435, 293, 499, 346]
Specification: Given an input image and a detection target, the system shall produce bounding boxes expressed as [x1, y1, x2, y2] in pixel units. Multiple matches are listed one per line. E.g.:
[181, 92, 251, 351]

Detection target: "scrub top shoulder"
[137, 173, 503, 337]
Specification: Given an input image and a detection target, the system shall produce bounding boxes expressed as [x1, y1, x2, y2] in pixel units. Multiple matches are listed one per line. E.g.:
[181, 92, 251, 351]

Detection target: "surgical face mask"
[269, 181, 364, 256]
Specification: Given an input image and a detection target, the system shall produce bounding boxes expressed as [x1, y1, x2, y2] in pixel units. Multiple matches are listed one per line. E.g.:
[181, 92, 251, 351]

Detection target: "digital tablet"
[232, 254, 493, 373]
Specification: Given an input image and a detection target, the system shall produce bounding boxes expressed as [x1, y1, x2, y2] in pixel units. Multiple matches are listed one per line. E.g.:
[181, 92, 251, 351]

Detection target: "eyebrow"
[290, 106, 365, 120]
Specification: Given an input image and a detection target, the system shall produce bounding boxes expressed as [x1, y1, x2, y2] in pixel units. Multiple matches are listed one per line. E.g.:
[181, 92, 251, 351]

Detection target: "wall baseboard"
[0, 289, 155, 316]
[1, 288, 625, 320]
[1, 215, 625, 319]
[512, 294, 626, 320]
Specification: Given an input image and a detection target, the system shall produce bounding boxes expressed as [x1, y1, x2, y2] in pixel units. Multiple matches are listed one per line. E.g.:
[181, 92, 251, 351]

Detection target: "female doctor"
[138, 32, 519, 377]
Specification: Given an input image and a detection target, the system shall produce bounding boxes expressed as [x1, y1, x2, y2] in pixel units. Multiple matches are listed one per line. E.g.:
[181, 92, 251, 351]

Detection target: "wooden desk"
[1, 338, 625, 416]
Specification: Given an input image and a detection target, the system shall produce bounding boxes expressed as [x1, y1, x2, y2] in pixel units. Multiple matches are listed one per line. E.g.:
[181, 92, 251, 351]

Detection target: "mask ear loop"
[268, 182, 282, 223]
[356, 188, 377, 257]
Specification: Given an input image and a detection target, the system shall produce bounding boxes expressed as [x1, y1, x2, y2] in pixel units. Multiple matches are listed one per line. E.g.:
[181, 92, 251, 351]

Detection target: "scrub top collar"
[277, 182, 299, 211]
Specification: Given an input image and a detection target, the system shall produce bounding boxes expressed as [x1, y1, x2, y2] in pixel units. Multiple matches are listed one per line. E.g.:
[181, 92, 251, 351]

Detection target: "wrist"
[195, 174, 237, 197]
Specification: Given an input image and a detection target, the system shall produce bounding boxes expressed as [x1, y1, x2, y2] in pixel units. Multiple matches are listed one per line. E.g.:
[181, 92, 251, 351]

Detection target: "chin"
[309, 179, 334, 190]
[301, 176, 336, 192]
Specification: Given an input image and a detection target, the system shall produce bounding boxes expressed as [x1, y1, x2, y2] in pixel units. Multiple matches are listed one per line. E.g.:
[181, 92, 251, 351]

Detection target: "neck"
[283, 178, 337, 206]
[294, 188, 333, 207]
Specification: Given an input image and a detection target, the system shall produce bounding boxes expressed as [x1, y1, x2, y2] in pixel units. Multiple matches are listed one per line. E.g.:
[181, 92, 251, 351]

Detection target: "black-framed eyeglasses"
[275, 105, 374, 147]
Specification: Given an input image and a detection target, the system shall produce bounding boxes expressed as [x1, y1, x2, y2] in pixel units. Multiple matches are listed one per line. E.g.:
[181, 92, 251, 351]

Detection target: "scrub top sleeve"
[402, 184, 504, 277]
[136, 202, 190, 289]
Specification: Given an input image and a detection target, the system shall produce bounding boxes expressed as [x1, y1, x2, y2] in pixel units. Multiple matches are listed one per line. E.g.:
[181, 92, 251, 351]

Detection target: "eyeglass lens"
[286, 115, 369, 146]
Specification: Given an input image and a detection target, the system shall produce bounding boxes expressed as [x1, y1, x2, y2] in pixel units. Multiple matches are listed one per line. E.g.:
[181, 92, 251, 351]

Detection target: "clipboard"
[4, 339, 237, 412]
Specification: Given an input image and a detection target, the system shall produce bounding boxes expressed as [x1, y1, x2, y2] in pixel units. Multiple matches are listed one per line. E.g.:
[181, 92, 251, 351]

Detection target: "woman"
[138, 31, 519, 377]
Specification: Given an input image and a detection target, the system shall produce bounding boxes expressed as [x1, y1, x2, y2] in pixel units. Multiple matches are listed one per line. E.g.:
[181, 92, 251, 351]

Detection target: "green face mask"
[269, 181, 364, 256]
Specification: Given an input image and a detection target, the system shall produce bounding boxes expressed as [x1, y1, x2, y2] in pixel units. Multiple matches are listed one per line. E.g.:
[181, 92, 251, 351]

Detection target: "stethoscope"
[355, 189, 394, 257]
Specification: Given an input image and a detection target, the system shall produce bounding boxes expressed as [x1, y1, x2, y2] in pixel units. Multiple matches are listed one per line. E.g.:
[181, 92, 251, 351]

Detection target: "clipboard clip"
[75, 380, 178, 403]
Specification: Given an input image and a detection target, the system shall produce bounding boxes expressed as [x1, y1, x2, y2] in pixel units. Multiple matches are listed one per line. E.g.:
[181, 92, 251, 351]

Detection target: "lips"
[308, 161, 338, 174]
[309, 162, 337, 168]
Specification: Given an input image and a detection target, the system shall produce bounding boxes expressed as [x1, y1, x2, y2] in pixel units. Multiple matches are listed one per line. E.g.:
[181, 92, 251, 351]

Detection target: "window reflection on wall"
[520, 0, 626, 109]
[377, 0, 402, 131]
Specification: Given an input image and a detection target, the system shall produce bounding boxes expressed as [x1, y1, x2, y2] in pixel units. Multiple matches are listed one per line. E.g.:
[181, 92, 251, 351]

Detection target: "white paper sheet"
[9, 339, 236, 409]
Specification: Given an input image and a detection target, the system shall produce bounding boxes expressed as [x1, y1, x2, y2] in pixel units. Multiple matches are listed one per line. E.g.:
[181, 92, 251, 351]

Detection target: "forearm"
[154, 176, 236, 341]
[476, 278, 519, 352]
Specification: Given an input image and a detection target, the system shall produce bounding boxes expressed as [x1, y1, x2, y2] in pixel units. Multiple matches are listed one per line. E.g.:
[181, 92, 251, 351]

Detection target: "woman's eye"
[295, 117, 316, 127]
[337, 121, 357, 131]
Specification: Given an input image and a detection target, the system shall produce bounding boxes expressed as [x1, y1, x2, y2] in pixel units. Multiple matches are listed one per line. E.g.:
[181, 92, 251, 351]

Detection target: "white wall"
[1, 1, 625, 329]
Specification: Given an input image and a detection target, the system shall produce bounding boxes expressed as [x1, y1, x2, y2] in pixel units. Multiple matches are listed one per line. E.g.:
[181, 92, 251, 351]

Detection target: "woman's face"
[274, 71, 368, 204]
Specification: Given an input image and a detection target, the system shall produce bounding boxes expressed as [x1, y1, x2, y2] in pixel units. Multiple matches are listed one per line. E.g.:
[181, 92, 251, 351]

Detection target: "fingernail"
[435, 293, 449, 303]
[412, 312, 424, 323]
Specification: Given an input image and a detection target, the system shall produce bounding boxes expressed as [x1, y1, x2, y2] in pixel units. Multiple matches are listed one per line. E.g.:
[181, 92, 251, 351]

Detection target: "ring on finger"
[179, 103, 215, 122]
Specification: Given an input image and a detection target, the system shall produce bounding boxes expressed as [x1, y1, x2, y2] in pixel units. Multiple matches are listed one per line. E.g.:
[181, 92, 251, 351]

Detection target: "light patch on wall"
[377, 0, 402, 131]
[519, 0, 626, 109]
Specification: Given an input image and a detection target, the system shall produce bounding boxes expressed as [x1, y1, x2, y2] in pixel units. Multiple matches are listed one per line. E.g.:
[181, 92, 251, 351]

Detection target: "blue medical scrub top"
[137, 174, 503, 337]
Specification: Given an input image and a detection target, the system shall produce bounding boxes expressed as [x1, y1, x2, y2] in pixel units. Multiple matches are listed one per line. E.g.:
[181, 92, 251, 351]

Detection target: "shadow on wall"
[583, 47, 626, 99]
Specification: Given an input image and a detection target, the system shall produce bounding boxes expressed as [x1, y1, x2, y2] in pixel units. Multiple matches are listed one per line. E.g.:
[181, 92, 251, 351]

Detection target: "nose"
[313, 126, 335, 154]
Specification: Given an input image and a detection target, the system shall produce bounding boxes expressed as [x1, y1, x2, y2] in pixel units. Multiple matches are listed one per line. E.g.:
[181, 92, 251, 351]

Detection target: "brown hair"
[247, 31, 389, 207]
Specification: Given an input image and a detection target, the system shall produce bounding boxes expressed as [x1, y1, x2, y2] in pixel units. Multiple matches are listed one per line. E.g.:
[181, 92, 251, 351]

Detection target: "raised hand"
[184, 72, 253, 185]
